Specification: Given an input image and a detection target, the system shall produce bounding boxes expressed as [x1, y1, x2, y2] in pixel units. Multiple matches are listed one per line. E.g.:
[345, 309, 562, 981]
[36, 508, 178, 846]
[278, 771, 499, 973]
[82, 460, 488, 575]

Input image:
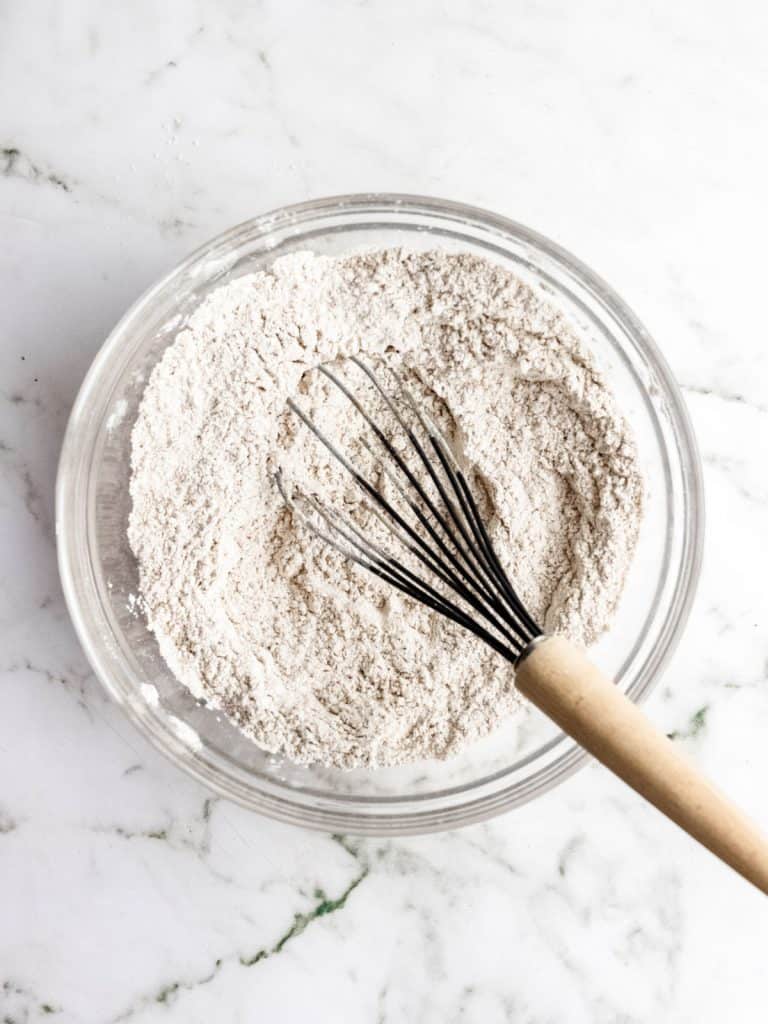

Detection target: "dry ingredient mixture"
[128, 249, 644, 769]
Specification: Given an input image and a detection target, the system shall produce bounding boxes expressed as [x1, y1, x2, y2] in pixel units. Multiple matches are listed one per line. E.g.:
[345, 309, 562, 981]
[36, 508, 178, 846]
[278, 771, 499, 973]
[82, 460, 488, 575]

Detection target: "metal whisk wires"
[277, 357, 541, 664]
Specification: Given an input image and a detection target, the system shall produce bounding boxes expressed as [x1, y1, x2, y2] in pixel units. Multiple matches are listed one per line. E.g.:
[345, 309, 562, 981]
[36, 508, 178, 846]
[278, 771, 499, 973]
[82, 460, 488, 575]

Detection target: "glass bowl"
[56, 194, 704, 834]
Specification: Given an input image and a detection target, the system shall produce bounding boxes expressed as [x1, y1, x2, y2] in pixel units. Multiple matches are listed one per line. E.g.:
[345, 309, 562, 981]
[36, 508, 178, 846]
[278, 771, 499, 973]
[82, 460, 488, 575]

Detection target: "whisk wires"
[278, 358, 541, 663]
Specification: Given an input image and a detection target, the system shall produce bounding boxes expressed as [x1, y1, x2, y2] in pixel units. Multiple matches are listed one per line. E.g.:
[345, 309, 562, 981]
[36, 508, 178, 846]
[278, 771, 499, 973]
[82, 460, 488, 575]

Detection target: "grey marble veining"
[1, 1, 768, 1021]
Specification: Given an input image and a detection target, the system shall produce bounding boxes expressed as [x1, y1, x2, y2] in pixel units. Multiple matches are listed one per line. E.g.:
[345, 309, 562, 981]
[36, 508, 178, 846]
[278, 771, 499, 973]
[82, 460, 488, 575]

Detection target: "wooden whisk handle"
[515, 635, 768, 894]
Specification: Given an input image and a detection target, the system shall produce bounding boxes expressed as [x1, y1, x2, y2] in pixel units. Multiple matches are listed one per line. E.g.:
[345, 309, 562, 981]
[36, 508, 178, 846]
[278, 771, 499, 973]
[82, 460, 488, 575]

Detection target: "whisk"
[279, 356, 768, 894]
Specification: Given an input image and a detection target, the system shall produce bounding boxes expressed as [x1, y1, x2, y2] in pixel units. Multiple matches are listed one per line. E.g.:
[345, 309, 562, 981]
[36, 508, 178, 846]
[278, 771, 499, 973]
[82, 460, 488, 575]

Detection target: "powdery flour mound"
[128, 249, 643, 769]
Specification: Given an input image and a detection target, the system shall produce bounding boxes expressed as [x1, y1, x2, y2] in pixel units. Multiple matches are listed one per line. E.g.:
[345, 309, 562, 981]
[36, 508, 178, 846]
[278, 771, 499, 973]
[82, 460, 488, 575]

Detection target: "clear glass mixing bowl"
[56, 194, 704, 834]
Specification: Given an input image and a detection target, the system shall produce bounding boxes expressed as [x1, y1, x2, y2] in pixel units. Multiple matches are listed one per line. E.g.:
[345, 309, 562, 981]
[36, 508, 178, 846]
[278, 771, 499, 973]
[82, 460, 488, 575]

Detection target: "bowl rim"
[56, 192, 705, 833]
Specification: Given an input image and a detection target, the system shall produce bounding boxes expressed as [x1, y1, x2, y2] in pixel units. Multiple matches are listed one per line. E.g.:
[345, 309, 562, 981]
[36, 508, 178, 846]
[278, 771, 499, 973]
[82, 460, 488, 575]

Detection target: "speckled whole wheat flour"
[128, 249, 644, 769]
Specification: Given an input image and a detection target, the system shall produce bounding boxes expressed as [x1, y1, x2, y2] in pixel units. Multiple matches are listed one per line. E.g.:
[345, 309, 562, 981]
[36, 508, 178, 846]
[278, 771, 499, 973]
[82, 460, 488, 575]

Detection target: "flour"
[128, 249, 643, 769]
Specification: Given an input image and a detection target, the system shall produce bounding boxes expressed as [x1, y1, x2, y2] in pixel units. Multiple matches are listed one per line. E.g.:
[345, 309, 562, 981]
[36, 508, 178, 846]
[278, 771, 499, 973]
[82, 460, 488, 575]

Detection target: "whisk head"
[277, 356, 542, 664]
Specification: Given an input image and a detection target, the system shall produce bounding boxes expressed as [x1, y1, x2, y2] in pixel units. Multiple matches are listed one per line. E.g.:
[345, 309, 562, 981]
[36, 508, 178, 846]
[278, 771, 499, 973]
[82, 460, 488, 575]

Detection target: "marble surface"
[2, 1, 768, 1021]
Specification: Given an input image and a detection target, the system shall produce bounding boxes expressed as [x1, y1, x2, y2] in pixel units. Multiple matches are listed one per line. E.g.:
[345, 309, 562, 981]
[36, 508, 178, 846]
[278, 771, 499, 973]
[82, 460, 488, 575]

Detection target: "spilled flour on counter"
[128, 249, 643, 768]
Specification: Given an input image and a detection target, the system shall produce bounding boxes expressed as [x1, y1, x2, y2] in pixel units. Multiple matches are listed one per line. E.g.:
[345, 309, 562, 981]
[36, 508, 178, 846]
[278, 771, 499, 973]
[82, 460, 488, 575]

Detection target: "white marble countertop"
[2, 2, 768, 1021]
